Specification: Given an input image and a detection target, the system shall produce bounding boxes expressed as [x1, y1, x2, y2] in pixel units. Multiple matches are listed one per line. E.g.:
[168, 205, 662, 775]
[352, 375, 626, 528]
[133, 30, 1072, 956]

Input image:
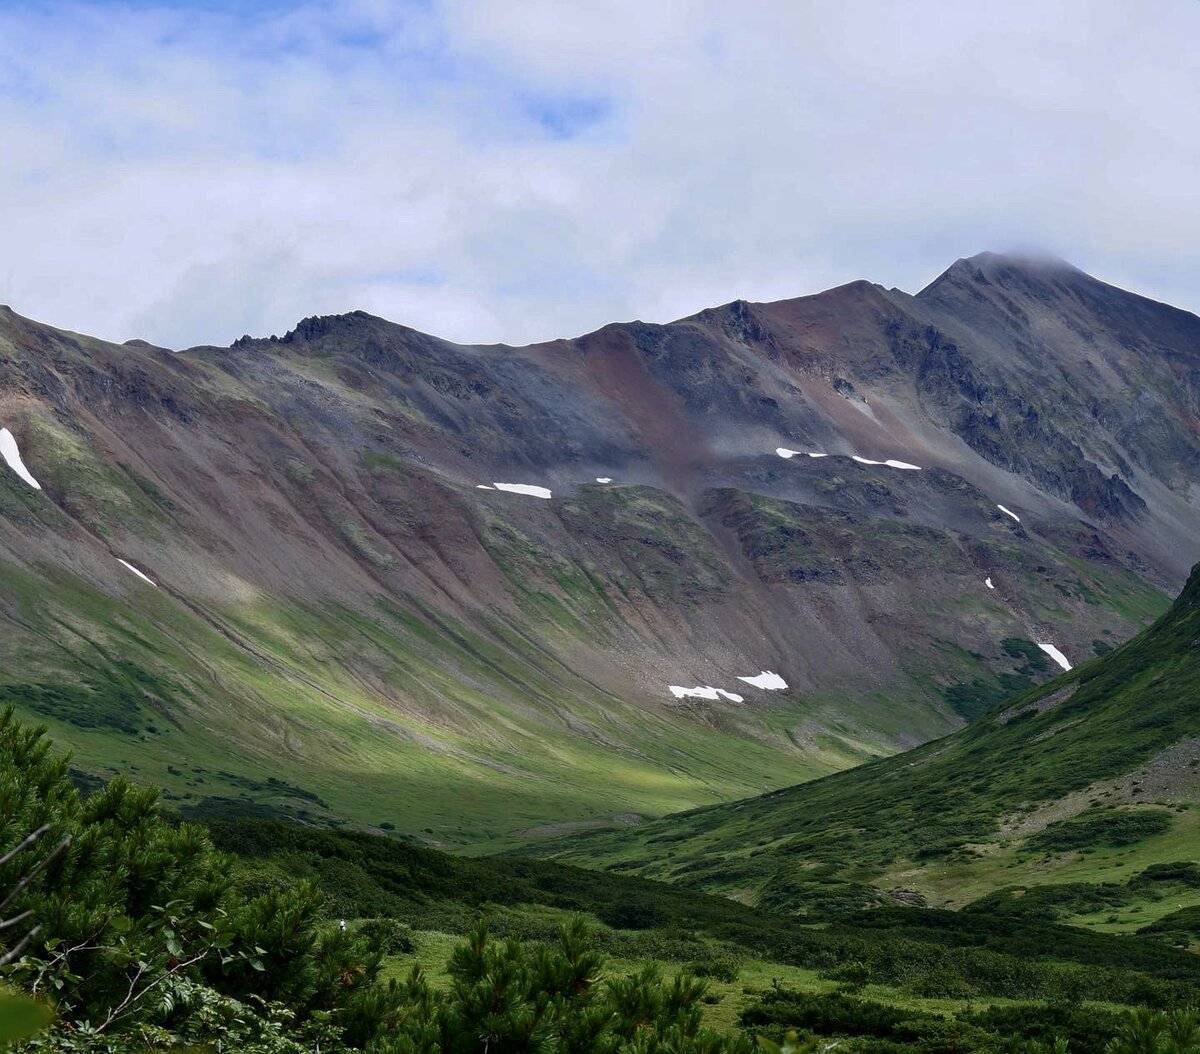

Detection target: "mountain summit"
[0, 254, 1197, 844]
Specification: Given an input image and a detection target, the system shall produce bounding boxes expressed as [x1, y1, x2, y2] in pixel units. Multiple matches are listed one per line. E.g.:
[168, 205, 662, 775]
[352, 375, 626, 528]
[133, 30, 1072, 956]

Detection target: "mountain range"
[1, 250, 1198, 846]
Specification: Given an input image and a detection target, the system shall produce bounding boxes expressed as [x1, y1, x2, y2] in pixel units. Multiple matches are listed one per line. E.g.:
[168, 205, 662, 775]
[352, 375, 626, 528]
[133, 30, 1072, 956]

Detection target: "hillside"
[7, 704, 1200, 1053]
[534, 562, 1200, 929]
[1, 252, 1197, 844]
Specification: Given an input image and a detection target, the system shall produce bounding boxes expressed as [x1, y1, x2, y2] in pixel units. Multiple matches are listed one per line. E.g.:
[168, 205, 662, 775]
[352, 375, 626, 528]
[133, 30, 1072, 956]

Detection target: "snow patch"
[668, 685, 744, 703]
[118, 559, 156, 587]
[0, 428, 41, 489]
[595, 477, 612, 483]
[1037, 643, 1072, 671]
[778, 448, 915, 466]
[852, 455, 921, 470]
[777, 447, 830, 460]
[737, 671, 788, 690]
[490, 483, 552, 499]
[997, 504, 1021, 523]
[985, 577, 995, 589]
[476, 484, 495, 490]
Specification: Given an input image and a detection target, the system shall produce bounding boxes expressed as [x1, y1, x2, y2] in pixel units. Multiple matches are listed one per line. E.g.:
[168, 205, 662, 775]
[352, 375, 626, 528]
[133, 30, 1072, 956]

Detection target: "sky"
[1, 0, 1199, 349]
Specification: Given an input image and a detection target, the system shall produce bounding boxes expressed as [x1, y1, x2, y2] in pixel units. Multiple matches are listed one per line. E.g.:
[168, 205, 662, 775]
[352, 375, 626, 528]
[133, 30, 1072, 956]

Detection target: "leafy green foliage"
[0, 708, 383, 1049]
[743, 995, 1200, 1054]
[741, 988, 992, 1053]
[687, 956, 743, 983]
[961, 1003, 1124, 1053]
[1139, 908, 1200, 947]
[0, 988, 54, 1046]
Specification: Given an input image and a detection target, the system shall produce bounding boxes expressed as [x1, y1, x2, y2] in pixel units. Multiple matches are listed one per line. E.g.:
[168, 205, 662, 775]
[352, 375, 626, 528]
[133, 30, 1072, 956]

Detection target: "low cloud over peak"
[1, 0, 1198, 349]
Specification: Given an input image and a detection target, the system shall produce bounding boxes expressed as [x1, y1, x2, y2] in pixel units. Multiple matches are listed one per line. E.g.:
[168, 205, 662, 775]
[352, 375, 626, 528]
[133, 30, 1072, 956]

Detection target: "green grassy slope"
[534, 564, 1200, 916]
[2, 557, 839, 846]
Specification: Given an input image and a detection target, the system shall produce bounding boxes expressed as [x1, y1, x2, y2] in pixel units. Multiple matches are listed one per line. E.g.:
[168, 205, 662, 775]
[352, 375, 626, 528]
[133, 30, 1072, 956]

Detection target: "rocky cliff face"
[0, 253, 1195, 844]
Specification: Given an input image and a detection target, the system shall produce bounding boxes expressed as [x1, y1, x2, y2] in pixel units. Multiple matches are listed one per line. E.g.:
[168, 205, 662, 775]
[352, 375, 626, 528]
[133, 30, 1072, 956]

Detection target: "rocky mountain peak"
[918, 250, 1085, 300]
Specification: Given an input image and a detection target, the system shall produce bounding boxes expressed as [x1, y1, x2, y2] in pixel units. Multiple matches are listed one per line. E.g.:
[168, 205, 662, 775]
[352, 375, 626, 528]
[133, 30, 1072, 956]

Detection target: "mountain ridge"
[0, 251, 1196, 845]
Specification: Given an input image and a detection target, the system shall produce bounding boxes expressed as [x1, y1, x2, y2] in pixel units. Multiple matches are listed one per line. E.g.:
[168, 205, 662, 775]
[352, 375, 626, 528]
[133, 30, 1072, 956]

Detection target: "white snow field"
[595, 477, 613, 483]
[985, 577, 995, 589]
[668, 685, 744, 703]
[0, 428, 41, 489]
[737, 671, 788, 690]
[1037, 643, 1072, 671]
[117, 559, 157, 586]
[997, 504, 1021, 522]
[484, 483, 553, 499]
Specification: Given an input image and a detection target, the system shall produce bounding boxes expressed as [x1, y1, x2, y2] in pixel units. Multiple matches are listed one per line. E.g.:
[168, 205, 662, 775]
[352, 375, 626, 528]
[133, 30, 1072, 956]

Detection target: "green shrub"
[688, 955, 742, 982]
[740, 989, 939, 1040]
[601, 898, 670, 930]
[350, 921, 417, 960]
[0, 708, 380, 1049]
[963, 1003, 1123, 1054]
[905, 966, 977, 1000]
[824, 960, 873, 992]
[1026, 809, 1173, 853]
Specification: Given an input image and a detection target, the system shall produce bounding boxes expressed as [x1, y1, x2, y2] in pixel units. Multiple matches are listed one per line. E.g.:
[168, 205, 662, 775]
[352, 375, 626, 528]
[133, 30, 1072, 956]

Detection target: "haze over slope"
[0, 252, 1196, 844]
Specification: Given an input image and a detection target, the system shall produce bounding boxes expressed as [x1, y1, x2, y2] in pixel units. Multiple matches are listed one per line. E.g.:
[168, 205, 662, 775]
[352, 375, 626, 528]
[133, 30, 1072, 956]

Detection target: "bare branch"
[95, 949, 213, 1034]
[0, 826, 50, 869]
[0, 835, 71, 914]
[0, 829, 71, 970]
[0, 924, 42, 967]
[29, 929, 108, 994]
[0, 909, 34, 932]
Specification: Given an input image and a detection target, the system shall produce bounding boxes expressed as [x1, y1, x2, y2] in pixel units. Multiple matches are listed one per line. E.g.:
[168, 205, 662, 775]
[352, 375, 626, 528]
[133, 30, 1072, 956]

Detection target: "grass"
[385, 920, 1041, 1034]
[217, 818, 1197, 1054]
[1, 552, 858, 847]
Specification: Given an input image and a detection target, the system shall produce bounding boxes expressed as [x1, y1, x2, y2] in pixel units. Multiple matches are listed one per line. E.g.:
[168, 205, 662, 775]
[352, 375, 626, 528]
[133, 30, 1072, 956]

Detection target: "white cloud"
[0, 0, 1198, 349]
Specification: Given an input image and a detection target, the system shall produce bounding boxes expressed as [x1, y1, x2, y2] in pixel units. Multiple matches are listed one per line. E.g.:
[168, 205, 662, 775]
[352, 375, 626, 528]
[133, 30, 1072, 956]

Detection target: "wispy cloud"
[1, 0, 1198, 349]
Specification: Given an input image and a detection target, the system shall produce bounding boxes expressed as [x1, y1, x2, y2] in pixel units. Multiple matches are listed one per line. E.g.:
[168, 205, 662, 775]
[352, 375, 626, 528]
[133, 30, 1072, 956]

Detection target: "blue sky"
[1, 0, 1199, 348]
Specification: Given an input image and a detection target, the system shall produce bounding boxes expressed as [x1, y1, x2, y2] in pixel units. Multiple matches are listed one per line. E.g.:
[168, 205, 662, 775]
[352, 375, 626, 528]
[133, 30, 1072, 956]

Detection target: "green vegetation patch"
[0, 664, 181, 735]
[701, 490, 963, 587]
[1026, 808, 1174, 854]
[557, 485, 731, 601]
